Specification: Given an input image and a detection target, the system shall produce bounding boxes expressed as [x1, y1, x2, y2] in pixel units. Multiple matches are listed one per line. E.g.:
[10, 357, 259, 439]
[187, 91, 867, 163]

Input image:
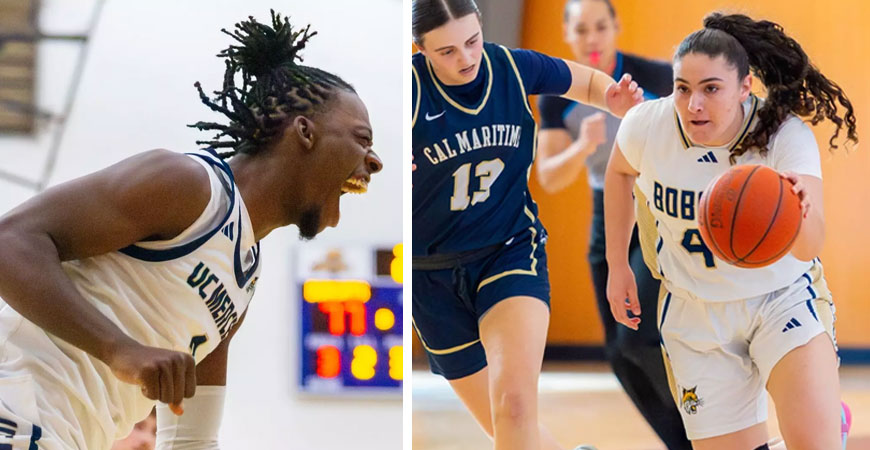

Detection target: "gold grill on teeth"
[341, 177, 368, 194]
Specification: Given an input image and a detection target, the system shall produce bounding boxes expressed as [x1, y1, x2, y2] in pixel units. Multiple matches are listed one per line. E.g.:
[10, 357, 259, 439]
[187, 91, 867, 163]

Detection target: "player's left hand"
[606, 262, 641, 331]
[780, 171, 811, 218]
[605, 73, 644, 119]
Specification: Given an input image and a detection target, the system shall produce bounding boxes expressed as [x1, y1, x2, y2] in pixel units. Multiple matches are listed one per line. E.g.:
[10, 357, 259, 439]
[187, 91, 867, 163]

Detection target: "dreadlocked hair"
[189, 10, 355, 159]
[676, 12, 858, 163]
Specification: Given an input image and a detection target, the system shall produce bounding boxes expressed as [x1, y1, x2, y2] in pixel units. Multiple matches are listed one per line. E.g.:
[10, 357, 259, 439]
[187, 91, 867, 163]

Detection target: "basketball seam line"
[729, 165, 762, 263]
[740, 170, 785, 262]
[750, 197, 803, 265]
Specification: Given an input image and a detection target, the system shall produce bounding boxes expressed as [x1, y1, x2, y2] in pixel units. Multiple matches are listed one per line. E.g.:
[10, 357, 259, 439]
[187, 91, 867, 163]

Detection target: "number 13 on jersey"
[450, 158, 504, 211]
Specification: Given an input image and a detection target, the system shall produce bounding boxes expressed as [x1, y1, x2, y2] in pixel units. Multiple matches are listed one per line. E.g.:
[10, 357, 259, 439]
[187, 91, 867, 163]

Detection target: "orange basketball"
[697, 165, 802, 268]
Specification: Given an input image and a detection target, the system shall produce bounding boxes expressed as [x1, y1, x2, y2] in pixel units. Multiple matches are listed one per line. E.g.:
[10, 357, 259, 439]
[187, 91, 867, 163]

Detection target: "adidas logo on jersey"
[782, 317, 802, 333]
[696, 151, 718, 163]
[221, 222, 235, 241]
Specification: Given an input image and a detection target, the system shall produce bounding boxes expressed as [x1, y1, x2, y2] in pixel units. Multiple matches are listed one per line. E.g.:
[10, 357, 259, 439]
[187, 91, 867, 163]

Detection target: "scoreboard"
[297, 244, 403, 395]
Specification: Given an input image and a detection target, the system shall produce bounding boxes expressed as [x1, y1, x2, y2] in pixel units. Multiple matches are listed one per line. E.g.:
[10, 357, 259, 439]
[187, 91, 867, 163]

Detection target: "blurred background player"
[0, 1, 401, 448]
[605, 12, 856, 450]
[111, 410, 156, 450]
[411, 0, 641, 448]
[535, 1, 689, 448]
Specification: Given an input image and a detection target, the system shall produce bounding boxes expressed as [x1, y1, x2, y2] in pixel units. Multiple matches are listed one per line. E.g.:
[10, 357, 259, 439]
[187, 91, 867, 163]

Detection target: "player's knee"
[491, 388, 534, 424]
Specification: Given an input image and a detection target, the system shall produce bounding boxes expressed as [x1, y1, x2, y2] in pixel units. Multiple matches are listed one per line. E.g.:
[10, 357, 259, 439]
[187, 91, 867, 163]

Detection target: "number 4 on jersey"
[450, 158, 504, 211]
[681, 229, 716, 268]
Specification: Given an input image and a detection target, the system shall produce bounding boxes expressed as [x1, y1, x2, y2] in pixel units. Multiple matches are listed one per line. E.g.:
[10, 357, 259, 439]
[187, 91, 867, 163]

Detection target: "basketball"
[698, 165, 802, 268]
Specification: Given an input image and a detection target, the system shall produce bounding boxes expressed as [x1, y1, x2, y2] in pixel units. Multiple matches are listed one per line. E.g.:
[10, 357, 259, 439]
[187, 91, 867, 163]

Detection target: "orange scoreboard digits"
[298, 245, 403, 395]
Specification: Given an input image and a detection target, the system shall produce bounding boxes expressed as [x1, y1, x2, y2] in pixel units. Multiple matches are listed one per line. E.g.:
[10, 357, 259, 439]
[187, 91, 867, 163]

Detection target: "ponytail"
[676, 13, 857, 161]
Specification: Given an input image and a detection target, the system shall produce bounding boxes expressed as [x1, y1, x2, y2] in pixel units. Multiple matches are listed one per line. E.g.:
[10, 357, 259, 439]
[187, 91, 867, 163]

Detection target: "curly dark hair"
[676, 12, 858, 163]
[189, 10, 355, 159]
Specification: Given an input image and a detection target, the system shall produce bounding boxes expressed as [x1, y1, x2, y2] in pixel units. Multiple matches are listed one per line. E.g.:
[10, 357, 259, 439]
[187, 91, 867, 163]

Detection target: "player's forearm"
[0, 225, 138, 363]
[604, 169, 637, 267]
[562, 61, 615, 114]
[790, 208, 825, 261]
[536, 139, 596, 193]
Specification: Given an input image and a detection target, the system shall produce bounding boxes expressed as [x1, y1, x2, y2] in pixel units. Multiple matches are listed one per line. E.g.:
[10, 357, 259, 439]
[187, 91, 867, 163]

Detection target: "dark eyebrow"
[674, 77, 724, 84]
[434, 32, 480, 52]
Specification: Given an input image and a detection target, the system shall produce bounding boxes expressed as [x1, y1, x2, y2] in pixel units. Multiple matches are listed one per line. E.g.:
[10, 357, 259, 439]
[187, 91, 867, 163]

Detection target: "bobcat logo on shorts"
[680, 386, 704, 415]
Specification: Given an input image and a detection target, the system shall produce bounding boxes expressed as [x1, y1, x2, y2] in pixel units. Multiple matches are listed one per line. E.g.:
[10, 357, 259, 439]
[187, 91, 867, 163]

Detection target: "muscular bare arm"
[0, 149, 211, 409]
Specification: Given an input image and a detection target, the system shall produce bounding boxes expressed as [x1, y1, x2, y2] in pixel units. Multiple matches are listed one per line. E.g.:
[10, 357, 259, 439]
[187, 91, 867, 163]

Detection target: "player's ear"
[292, 116, 316, 151]
[739, 73, 752, 102]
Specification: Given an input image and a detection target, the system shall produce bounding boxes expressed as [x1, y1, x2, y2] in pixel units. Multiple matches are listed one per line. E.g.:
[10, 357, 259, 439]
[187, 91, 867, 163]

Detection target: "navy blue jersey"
[412, 42, 569, 256]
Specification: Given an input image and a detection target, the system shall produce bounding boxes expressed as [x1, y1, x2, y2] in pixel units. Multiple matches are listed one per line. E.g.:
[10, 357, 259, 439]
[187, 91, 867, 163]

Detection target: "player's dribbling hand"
[605, 73, 644, 119]
[106, 342, 196, 415]
[780, 171, 811, 218]
[606, 262, 641, 330]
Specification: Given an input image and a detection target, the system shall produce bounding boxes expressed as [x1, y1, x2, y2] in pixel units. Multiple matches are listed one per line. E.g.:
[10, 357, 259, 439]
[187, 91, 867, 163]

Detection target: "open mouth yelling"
[341, 176, 369, 195]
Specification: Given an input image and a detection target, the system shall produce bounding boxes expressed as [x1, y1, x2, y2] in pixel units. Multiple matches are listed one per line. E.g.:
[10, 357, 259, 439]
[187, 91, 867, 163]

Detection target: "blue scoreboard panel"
[297, 244, 403, 395]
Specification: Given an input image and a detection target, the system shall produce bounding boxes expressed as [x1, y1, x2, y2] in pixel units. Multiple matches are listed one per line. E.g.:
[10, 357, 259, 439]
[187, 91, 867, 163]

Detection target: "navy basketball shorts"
[412, 225, 550, 380]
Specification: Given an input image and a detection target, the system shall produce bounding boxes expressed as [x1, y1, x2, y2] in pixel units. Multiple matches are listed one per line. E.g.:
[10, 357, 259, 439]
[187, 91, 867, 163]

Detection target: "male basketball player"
[0, 12, 382, 449]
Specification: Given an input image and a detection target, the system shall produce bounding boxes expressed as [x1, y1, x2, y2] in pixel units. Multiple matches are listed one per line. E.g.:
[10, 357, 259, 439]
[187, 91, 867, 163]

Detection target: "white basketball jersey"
[617, 95, 821, 301]
[0, 149, 261, 448]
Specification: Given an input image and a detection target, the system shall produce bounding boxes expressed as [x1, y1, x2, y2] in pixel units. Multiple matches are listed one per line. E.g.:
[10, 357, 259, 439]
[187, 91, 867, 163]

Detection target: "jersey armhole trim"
[499, 45, 533, 117]
[118, 150, 236, 262]
[232, 209, 260, 288]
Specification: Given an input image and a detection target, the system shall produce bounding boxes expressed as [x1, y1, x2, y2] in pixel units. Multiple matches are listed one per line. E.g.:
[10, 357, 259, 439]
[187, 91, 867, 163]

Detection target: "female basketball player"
[535, 1, 689, 448]
[411, 1, 642, 449]
[604, 12, 857, 450]
[0, 13, 382, 449]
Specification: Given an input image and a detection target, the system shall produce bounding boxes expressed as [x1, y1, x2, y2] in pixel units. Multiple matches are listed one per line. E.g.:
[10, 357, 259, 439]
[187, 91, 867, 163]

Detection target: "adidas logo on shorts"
[782, 317, 802, 332]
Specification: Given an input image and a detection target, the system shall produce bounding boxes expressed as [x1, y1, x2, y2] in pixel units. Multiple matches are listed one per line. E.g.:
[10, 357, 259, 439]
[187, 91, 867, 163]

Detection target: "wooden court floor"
[412, 362, 870, 449]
